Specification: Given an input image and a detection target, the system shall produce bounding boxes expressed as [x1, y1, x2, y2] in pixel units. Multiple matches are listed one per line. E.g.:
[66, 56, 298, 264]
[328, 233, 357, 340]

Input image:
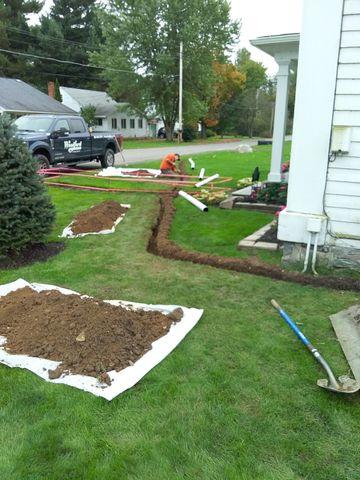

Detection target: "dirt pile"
[0, 287, 182, 383]
[71, 200, 128, 234]
[148, 193, 360, 292]
[122, 169, 157, 177]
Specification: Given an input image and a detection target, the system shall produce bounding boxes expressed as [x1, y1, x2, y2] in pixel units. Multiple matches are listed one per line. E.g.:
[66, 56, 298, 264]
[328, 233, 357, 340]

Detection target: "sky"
[29, 0, 303, 75]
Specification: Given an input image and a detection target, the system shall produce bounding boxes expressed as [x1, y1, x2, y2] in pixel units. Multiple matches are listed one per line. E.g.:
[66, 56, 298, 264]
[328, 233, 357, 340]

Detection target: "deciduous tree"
[93, 0, 239, 140]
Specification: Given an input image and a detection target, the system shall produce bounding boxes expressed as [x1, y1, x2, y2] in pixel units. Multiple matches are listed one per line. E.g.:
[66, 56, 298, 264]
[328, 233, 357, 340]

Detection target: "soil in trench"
[148, 193, 360, 292]
[71, 200, 128, 235]
[0, 287, 183, 384]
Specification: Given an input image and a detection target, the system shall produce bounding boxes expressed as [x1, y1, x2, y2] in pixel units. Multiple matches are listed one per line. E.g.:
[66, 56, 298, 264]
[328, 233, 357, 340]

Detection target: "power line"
[0, 47, 180, 79]
[4, 25, 182, 60]
[0, 47, 138, 74]
[0, 66, 107, 82]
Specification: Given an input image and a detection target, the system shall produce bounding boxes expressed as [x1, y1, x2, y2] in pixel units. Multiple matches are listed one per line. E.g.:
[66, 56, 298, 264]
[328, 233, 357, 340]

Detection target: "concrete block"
[219, 197, 235, 209]
[255, 242, 278, 251]
[238, 240, 255, 248]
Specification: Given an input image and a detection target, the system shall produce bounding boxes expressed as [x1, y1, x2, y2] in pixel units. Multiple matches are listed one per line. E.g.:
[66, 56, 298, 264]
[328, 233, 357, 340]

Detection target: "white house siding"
[94, 114, 151, 138]
[327, 0, 360, 249]
[60, 89, 81, 112]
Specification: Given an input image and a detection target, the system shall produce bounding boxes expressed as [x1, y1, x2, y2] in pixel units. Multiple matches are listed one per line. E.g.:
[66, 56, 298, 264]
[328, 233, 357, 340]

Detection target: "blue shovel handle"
[271, 300, 311, 347]
[271, 299, 341, 390]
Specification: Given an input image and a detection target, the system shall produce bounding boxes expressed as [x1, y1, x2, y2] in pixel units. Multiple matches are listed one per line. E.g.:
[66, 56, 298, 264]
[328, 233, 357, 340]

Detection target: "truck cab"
[14, 115, 121, 169]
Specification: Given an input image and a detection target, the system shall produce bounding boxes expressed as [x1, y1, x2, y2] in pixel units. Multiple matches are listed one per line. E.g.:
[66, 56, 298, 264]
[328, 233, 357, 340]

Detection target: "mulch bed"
[148, 193, 360, 292]
[0, 243, 64, 270]
[0, 287, 183, 384]
[259, 226, 280, 244]
[71, 200, 128, 235]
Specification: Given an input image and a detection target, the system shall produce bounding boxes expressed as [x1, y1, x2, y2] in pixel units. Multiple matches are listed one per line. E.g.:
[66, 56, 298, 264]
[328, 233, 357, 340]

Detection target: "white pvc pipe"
[178, 190, 208, 212]
[311, 232, 319, 276]
[302, 232, 312, 273]
[188, 158, 195, 169]
[195, 173, 219, 188]
[199, 168, 205, 180]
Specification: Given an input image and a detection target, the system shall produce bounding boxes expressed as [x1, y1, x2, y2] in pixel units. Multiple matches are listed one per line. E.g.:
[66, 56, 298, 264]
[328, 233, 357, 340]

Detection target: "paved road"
[116, 138, 265, 165]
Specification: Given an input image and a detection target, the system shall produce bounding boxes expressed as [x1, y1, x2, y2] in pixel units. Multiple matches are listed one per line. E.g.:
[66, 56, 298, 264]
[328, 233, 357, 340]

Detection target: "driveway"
[116, 138, 265, 165]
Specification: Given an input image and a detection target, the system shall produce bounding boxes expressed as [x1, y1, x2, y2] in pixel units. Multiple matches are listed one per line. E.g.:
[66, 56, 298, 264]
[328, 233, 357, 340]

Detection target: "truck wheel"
[34, 154, 50, 172]
[101, 148, 115, 168]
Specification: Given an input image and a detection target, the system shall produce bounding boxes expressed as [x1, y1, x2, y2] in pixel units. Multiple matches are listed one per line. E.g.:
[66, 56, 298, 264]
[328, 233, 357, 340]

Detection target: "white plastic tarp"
[60, 204, 131, 238]
[97, 167, 161, 178]
[0, 279, 203, 401]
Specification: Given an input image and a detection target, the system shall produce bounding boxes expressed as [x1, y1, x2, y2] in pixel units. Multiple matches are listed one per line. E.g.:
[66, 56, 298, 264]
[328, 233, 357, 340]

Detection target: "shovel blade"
[317, 375, 360, 394]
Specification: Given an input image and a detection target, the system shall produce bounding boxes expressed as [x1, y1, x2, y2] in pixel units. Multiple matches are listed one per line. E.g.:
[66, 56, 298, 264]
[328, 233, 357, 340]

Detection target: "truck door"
[51, 118, 72, 163]
[68, 118, 92, 162]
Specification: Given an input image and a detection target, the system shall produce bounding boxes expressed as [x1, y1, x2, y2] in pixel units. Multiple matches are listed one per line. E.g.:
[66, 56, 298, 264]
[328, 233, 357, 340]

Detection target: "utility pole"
[178, 41, 183, 144]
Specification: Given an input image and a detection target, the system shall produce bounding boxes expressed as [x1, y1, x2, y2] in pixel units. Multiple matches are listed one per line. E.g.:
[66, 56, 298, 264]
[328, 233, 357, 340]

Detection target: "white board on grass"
[0, 279, 203, 401]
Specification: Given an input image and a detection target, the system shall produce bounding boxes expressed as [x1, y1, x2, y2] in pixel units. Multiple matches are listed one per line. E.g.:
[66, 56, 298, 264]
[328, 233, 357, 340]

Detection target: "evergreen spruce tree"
[0, 0, 43, 78]
[29, 1, 104, 89]
[0, 114, 55, 256]
[54, 78, 62, 102]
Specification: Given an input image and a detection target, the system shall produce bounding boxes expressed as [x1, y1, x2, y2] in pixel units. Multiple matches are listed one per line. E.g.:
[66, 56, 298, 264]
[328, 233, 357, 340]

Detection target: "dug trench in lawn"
[0, 287, 184, 385]
[148, 193, 360, 292]
[70, 200, 128, 235]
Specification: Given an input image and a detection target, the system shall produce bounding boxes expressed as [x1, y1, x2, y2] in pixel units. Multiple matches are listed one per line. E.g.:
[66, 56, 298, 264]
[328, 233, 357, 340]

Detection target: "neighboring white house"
[251, 0, 360, 269]
[60, 86, 159, 138]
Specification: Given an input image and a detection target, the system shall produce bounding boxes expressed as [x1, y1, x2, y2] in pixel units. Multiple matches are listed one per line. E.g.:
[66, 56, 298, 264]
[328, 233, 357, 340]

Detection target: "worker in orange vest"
[160, 153, 181, 174]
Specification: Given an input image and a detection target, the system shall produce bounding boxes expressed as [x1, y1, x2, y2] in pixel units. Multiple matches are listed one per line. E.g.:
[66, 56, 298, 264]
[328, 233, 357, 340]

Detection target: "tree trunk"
[200, 120, 207, 139]
[164, 119, 174, 141]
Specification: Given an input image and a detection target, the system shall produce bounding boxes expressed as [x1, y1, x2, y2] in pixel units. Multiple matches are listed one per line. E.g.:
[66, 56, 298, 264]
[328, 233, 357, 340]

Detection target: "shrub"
[0, 114, 55, 256]
[257, 182, 288, 205]
[182, 124, 198, 142]
[206, 128, 216, 138]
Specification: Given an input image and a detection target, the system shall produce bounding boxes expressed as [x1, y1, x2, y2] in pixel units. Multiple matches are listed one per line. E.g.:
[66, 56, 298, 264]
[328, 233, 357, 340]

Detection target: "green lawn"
[123, 135, 244, 150]
[47, 143, 286, 191]
[135, 142, 291, 188]
[0, 187, 360, 479]
[170, 197, 280, 264]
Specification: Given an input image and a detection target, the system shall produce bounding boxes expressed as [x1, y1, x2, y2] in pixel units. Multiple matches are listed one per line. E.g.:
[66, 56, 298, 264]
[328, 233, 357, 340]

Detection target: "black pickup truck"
[14, 115, 122, 169]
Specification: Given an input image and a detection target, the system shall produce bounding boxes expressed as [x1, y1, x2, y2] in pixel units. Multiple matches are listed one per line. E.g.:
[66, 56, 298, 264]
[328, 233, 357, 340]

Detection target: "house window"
[121, 118, 127, 129]
[96, 118, 103, 126]
[130, 119, 135, 129]
[111, 118, 117, 129]
[138, 118, 143, 129]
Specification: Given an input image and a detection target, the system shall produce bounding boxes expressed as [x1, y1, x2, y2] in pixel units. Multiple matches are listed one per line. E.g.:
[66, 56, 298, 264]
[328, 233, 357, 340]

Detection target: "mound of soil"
[122, 169, 156, 177]
[0, 287, 183, 384]
[0, 243, 64, 270]
[148, 193, 360, 292]
[71, 200, 128, 235]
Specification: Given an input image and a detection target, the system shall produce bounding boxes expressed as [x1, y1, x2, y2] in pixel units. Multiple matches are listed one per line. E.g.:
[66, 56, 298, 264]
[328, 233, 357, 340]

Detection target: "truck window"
[70, 118, 86, 133]
[15, 116, 53, 132]
[54, 119, 70, 132]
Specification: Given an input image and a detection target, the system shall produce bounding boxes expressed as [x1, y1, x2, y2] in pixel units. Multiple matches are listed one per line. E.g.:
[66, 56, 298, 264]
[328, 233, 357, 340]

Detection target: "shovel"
[271, 300, 360, 394]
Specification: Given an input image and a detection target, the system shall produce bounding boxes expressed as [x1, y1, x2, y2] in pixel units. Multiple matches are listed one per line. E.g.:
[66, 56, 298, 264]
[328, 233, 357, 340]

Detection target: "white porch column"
[267, 60, 291, 182]
[277, 0, 344, 245]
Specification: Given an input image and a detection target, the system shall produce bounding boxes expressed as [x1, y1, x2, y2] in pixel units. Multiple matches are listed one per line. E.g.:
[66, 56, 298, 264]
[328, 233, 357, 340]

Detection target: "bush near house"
[0, 115, 55, 256]
[257, 182, 288, 205]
